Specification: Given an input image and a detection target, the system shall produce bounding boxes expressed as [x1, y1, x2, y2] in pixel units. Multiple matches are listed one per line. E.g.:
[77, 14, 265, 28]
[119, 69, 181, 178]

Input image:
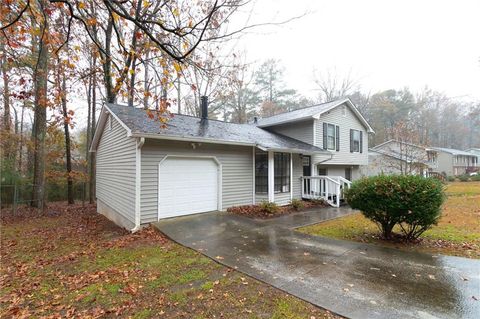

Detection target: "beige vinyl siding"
[292, 154, 303, 199]
[255, 194, 269, 204]
[313, 103, 368, 166]
[140, 139, 253, 224]
[96, 115, 136, 225]
[436, 152, 453, 176]
[274, 192, 291, 206]
[266, 119, 314, 145]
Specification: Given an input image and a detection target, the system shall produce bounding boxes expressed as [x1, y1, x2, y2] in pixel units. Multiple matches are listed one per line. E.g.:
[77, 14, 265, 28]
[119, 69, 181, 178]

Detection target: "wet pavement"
[154, 208, 480, 319]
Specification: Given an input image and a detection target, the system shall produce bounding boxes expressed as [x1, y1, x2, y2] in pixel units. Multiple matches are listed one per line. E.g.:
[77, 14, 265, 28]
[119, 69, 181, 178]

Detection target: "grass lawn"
[299, 182, 480, 259]
[0, 203, 340, 318]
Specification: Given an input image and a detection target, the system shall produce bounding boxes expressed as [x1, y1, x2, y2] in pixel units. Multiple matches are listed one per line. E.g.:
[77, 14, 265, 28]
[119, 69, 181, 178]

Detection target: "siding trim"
[157, 155, 223, 220]
[104, 104, 133, 137]
[133, 137, 145, 232]
[252, 146, 255, 204]
[268, 151, 274, 202]
[290, 153, 293, 201]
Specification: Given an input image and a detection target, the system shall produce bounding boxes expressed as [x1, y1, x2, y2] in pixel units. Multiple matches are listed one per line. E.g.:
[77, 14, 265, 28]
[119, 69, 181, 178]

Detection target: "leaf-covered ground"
[299, 182, 480, 259]
[0, 203, 341, 318]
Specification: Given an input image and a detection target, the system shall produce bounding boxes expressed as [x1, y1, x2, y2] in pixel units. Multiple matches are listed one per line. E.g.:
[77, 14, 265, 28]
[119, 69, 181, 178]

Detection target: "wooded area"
[1, 0, 479, 209]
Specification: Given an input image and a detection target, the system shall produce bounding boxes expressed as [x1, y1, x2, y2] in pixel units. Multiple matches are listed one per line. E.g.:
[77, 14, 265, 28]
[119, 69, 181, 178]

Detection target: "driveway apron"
[154, 208, 480, 319]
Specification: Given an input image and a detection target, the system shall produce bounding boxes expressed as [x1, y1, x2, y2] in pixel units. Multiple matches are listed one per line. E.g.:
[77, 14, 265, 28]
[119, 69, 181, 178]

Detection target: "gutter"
[314, 153, 334, 165]
[131, 137, 145, 233]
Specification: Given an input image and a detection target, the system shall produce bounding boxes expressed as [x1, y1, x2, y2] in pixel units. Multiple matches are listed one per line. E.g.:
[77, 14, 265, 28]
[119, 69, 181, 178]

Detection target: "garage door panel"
[159, 158, 219, 219]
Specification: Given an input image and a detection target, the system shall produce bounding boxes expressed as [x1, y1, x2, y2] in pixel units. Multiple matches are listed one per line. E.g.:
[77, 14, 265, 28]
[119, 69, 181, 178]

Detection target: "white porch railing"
[301, 176, 352, 207]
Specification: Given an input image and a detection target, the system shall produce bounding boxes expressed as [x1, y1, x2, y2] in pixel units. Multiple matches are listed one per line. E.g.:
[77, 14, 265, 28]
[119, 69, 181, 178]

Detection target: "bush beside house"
[345, 175, 445, 240]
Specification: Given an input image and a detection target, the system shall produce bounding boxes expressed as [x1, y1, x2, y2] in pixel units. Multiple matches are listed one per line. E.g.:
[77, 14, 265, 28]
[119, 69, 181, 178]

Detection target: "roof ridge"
[108, 102, 254, 126]
[257, 98, 347, 120]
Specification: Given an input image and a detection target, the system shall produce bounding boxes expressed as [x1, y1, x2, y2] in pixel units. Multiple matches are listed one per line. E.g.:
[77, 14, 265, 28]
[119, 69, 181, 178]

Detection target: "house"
[362, 140, 438, 176]
[90, 98, 374, 231]
[431, 147, 479, 176]
[466, 148, 480, 158]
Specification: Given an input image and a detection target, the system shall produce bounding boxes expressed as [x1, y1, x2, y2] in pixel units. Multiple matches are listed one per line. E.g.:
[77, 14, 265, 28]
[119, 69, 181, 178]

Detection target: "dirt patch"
[228, 200, 329, 219]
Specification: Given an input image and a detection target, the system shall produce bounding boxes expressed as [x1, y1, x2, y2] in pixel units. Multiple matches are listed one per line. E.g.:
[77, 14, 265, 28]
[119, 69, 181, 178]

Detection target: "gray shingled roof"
[431, 147, 477, 156]
[256, 99, 346, 127]
[106, 103, 330, 155]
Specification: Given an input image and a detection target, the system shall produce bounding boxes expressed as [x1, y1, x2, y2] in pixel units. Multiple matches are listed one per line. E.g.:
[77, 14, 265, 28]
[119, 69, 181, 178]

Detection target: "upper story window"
[323, 123, 339, 151]
[350, 129, 363, 153]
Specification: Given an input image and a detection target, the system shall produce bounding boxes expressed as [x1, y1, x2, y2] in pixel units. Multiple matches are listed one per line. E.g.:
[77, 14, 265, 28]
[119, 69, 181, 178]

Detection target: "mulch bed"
[227, 200, 329, 219]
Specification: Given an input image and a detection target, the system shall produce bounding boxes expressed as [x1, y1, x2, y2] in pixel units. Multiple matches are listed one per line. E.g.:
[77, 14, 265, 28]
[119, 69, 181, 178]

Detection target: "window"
[255, 152, 291, 194]
[345, 167, 352, 181]
[318, 167, 328, 176]
[274, 153, 290, 193]
[350, 129, 362, 153]
[327, 124, 336, 150]
[255, 153, 268, 193]
[323, 123, 339, 151]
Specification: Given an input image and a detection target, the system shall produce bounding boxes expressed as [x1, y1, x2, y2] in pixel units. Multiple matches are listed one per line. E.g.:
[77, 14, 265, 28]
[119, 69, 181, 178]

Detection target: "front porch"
[254, 149, 352, 208]
[301, 176, 352, 207]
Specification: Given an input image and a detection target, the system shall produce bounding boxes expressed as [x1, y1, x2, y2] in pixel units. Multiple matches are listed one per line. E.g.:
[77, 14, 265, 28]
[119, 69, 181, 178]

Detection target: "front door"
[302, 156, 311, 176]
[302, 156, 311, 195]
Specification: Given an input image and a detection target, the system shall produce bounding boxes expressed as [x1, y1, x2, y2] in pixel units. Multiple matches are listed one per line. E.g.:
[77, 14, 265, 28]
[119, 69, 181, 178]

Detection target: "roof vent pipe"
[200, 96, 208, 121]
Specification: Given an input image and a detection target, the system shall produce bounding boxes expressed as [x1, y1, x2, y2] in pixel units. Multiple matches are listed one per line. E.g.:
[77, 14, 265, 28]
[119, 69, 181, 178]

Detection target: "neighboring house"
[466, 148, 480, 158]
[431, 147, 479, 176]
[90, 98, 374, 231]
[362, 140, 438, 176]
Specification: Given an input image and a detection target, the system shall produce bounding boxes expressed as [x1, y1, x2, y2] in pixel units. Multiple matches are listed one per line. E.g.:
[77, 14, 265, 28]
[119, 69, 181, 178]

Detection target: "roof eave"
[256, 115, 313, 128]
[130, 132, 258, 148]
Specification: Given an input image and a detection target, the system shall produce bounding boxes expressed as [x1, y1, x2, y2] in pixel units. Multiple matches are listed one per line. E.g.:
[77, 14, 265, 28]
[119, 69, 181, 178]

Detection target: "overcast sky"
[231, 0, 480, 100]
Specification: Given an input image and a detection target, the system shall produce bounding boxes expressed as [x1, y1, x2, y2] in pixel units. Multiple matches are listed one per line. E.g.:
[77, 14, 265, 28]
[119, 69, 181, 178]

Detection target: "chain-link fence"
[0, 182, 88, 214]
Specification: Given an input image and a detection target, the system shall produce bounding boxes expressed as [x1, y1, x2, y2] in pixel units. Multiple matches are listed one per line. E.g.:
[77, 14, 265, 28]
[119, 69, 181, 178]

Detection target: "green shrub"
[471, 174, 480, 181]
[458, 174, 469, 182]
[290, 199, 304, 211]
[345, 175, 445, 240]
[259, 201, 280, 214]
[446, 176, 456, 182]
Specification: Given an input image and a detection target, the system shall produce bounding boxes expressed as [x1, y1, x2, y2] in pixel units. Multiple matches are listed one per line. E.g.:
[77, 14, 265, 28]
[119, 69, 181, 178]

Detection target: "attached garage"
[158, 156, 221, 219]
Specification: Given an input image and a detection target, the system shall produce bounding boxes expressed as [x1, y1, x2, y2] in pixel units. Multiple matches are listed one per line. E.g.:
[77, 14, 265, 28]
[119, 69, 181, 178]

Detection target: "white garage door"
[159, 157, 219, 219]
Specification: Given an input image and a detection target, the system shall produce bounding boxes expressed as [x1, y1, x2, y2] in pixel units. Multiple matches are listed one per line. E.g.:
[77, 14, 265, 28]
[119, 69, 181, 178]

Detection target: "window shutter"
[323, 123, 327, 150]
[360, 131, 363, 153]
[335, 126, 340, 151]
[350, 129, 353, 153]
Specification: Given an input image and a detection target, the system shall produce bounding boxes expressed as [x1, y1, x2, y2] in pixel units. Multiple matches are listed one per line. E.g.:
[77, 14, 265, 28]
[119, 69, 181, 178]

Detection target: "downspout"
[132, 137, 145, 232]
[312, 153, 334, 175]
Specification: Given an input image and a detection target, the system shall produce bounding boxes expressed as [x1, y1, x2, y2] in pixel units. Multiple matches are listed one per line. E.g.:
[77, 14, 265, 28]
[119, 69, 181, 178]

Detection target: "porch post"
[268, 151, 275, 203]
[290, 153, 293, 201]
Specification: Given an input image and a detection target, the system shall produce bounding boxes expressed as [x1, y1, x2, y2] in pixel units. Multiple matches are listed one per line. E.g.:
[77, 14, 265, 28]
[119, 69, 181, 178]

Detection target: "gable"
[257, 98, 374, 134]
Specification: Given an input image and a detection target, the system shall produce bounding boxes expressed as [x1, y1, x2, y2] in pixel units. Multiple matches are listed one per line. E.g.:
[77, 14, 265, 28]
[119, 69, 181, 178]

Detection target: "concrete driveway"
[154, 208, 480, 319]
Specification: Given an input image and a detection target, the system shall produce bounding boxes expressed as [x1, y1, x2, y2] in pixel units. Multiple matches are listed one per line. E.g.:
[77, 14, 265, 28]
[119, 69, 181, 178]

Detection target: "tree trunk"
[31, 16, 49, 208]
[61, 72, 74, 204]
[1, 40, 11, 132]
[128, 56, 137, 107]
[18, 102, 25, 175]
[89, 55, 97, 204]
